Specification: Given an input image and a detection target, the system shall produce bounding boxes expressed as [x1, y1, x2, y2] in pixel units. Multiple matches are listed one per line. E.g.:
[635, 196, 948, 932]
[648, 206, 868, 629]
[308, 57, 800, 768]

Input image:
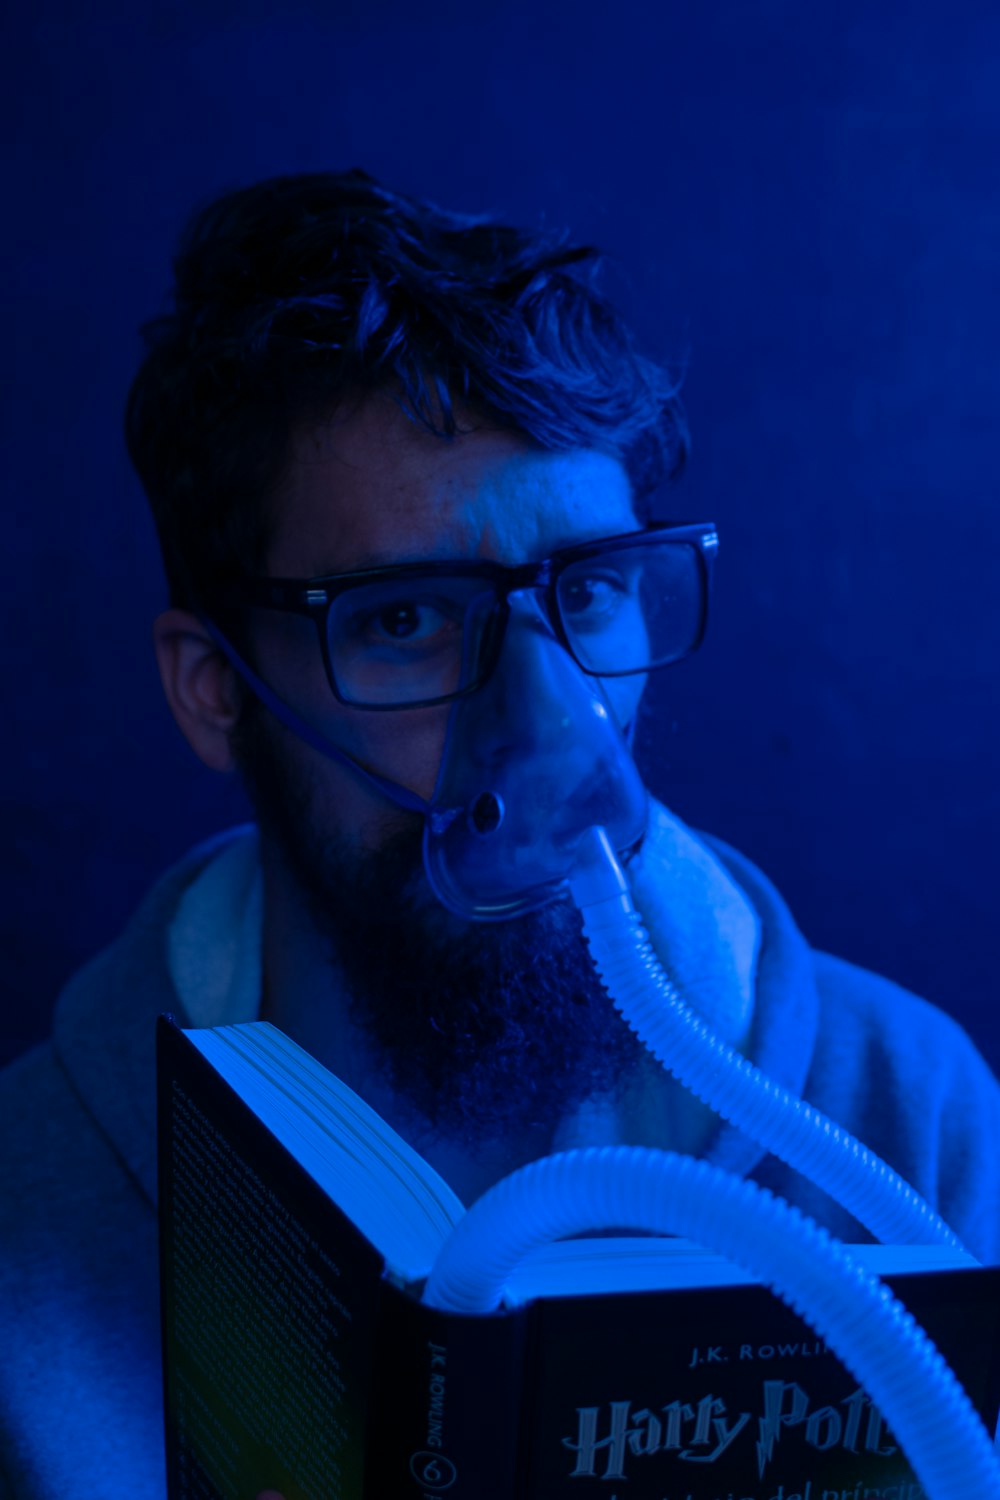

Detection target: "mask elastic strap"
[199, 616, 431, 818]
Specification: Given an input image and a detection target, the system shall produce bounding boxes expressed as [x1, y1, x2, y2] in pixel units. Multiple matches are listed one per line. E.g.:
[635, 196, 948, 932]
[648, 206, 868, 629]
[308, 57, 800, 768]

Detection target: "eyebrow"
[310, 548, 464, 576]
[311, 527, 638, 578]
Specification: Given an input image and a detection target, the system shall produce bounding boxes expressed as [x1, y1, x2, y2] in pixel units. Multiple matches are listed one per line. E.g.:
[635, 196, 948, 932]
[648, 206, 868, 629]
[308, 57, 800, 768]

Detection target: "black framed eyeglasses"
[207, 521, 718, 710]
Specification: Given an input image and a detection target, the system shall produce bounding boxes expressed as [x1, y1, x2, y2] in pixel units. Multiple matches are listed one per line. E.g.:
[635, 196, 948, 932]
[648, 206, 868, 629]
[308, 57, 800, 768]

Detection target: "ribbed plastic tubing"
[423, 1147, 1000, 1499]
[569, 826, 962, 1250]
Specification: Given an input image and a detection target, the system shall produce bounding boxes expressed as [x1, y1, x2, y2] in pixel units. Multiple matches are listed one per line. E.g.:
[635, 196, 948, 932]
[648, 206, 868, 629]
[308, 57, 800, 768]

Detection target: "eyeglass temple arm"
[197, 616, 431, 818]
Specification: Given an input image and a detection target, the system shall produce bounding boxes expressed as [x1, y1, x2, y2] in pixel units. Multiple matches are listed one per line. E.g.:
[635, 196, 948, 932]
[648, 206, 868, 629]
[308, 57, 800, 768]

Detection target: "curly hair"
[126, 170, 688, 610]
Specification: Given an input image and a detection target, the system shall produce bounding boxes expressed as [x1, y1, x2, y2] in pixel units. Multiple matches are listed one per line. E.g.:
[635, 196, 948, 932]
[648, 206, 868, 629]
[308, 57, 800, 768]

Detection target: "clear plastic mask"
[423, 591, 649, 920]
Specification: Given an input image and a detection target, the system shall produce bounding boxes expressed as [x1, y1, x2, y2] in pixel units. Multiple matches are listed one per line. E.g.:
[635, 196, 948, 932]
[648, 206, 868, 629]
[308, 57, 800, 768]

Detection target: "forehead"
[267, 393, 637, 575]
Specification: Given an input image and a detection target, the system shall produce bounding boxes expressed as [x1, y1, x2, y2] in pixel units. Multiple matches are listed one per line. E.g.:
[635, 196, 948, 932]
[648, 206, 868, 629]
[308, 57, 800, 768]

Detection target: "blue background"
[2, 2, 998, 1070]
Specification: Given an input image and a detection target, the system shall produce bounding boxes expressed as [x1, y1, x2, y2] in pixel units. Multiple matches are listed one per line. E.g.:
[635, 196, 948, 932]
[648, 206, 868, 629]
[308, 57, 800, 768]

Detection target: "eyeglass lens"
[325, 541, 703, 707]
[557, 540, 702, 676]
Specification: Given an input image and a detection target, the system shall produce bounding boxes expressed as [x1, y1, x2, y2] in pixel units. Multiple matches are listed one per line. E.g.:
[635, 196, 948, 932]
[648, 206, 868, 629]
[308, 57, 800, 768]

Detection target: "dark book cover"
[157, 1016, 527, 1500]
[513, 1266, 1000, 1497]
[157, 1016, 1000, 1499]
[159, 1014, 383, 1499]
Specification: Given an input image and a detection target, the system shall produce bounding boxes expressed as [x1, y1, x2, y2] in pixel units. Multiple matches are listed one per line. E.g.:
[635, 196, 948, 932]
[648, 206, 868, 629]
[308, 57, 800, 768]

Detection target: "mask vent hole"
[470, 791, 504, 835]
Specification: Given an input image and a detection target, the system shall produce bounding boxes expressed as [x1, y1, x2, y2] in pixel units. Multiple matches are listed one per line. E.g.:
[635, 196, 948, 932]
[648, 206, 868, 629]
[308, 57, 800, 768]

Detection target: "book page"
[502, 1235, 979, 1304]
[189, 1022, 463, 1279]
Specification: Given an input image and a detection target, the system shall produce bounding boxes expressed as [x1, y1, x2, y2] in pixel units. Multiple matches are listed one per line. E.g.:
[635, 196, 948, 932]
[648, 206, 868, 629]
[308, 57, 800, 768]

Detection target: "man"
[2, 170, 998, 1498]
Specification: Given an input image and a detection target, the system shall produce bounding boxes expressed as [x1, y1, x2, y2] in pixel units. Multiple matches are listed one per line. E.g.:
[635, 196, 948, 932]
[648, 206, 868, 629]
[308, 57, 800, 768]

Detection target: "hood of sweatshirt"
[51, 812, 819, 1210]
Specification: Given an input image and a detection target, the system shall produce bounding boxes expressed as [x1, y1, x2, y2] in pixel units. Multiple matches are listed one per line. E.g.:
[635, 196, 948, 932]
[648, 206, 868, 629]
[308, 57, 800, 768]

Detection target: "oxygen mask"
[200, 521, 716, 916]
[423, 590, 649, 920]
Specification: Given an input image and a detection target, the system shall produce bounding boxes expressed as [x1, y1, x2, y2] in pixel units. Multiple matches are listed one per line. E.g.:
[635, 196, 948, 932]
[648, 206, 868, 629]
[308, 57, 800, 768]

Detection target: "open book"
[157, 1015, 1000, 1500]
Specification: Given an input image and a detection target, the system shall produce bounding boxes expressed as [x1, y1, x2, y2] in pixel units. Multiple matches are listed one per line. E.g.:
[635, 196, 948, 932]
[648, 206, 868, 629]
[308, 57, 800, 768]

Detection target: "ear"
[153, 609, 244, 772]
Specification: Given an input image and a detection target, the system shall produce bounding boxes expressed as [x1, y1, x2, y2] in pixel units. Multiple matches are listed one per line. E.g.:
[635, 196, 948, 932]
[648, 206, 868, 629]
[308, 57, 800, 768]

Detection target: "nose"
[425, 586, 649, 920]
[476, 589, 587, 761]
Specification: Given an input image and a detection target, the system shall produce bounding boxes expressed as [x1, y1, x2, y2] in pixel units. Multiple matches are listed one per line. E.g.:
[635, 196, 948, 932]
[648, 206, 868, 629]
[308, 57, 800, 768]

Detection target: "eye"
[372, 602, 436, 640]
[560, 572, 628, 625]
[352, 595, 462, 650]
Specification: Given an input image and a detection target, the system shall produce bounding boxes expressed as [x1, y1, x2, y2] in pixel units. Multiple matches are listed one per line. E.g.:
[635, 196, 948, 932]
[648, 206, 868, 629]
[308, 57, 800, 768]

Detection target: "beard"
[235, 700, 654, 1147]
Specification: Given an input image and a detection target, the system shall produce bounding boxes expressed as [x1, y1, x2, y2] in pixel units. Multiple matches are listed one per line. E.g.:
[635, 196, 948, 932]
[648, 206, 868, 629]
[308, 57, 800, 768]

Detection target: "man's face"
[236, 392, 654, 1147]
[246, 392, 642, 859]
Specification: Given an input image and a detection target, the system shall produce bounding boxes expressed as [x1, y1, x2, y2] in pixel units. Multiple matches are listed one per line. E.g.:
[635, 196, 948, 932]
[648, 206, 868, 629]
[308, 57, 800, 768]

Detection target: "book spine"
[364, 1280, 528, 1500]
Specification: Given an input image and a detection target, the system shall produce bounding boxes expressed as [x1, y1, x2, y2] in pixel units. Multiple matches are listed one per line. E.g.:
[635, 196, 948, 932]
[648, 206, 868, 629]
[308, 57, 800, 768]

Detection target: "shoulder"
[807, 950, 1000, 1261]
[0, 1044, 165, 1497]
[0, 1037, 154, 1246]
[809, 948, 995, 1101]
[700, 831, 1000, 1259]
[0, 823, 260, 1226]
[0, 1040, 98, 1197]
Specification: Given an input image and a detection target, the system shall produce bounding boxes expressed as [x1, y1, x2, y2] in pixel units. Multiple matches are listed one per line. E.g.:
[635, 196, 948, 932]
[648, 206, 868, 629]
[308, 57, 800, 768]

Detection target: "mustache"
[234, 699, 650, 1140]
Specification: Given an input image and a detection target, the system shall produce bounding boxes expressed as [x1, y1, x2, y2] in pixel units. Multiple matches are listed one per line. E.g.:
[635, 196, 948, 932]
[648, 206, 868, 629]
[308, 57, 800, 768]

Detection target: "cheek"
[244, 609, 451, 816]
[246, 610, 448, 797]
[346, 706, 451, 804]
[246, 609, 328, 710]
[265, 706, 449, 865]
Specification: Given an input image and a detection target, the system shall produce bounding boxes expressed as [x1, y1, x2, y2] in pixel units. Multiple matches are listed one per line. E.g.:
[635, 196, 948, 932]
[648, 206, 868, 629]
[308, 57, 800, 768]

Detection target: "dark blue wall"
[3, 2, 998, 1070]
